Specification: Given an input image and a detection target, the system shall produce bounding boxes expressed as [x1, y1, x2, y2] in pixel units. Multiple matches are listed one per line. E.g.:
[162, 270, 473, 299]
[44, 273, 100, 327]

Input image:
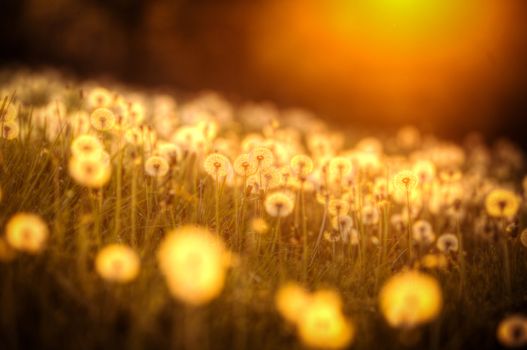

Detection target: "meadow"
[0, 70, 526, 350]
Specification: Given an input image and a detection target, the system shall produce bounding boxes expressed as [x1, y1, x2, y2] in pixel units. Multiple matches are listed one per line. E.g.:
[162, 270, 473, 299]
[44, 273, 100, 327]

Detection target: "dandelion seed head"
[5, 213, 48, 254]
[265, 191, 295, 217]
[485, 188, 521, 218]
[497, 314, 527, 348]
[90, 108, 116, 131]
[145, 156, 170, 177]
[95, 244, 140, 283]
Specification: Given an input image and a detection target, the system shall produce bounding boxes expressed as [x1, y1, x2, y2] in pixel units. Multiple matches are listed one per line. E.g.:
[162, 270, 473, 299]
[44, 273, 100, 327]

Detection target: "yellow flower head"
[69, 156, 111, 188]
[71, 134, 104, 158]
[290, 154, 314, 178]
[95, 244, 140, 283]
[497, 314, 527, 348]
[1, 121, 19, 140]
[393, 170, 418, 193]
[379, 271, 442, 328]
[297, 290, 354, 349]
[90, 107, 116, 131]
[6, 213, 48, 254]
[145, 156, 170, 177]
[275, 282, 311, 324]
[204, 153, 231, 178]
[485, 188, 521, 218]
[250, 146, 274, 170]
[265, 191, 295, 217]
[233, 153, 257, 177]
[157, 225, 230, 306]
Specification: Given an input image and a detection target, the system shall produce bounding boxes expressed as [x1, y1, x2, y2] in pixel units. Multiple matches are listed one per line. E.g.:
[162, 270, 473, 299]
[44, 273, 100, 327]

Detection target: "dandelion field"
[0, 71, 527, 350]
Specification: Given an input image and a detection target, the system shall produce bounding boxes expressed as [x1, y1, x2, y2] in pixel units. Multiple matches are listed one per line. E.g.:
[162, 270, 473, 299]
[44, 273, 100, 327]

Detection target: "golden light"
[250, 0, 512, 129]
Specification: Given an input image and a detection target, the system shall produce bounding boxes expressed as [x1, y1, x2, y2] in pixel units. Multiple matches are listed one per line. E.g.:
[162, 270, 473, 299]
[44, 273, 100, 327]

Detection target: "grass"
[0, 70, 526, 349]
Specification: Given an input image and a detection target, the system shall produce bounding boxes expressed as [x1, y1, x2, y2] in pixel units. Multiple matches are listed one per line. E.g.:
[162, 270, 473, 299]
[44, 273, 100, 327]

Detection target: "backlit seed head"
[95, 244, 140, 283]
[69, 156, 111, 188]
[5, 213, 48, 254]
[393, 170, 418, 193]
[328, 156, 353, 180]
[485, 188, 521, 218]
[413, 160, 436, 183]
[90, 107, 116, 131]
[331, 214, 354, 233]
[412, 220, 435, 245]
[265, 191, 295, 217]
[158, 225, 230, 306]
[260, 167, 281, 191]
[233, 153, 257, 177]
[71, 134, 104, 158]
[1, 121, 19, 140]
[249, 146, 274, 170]
[157, 142, 182, 164]
[497, 314, 527, 348]
[145, 156, 170, 177]
[204, 153, 231, 178]
[379, 271, 442, 328]
[328, 199, 350, 217]
[436, 233, 459, 253]
[290, 154, 314, 178]
[87, 87, 112, 109]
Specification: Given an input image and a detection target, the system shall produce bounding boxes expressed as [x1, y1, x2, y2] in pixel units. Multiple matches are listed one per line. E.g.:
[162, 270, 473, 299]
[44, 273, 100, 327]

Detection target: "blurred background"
[1, 0, 526, 144]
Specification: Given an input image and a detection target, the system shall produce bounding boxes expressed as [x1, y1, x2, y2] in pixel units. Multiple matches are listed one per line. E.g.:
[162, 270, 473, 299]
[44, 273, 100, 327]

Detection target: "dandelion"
[250, 146, 274, 170]
[265, 191, 295, 217]
[71, 134, 104, 158]
[87, 87, 112, 108]
[90, 107, 116, 131]
[361, 204, 379, 225]
[497, 314, 527, 348]
[260, 167, 281, 191]
[145, 156, 170, 177]
[328, 156, 353, 181]
[328, 198, 350, 217]
[485, 188, 521, 218]
[5, 213, 48, 254]
[95, 244, 140, 283]
[331, 215, 353, 233]
[290, 154, 314, 178]
[297, 290, 354, 349]
[393, 170, 418, 193]
[412, 220, 435, 245]
[233, 153, 257, 177]
[157, 225, 230, 306]
[379, 271, 442, 328]
[69, 156, 111, 188]
[204, 153, 231, 178]
[1, 120, 19, 140]
[157, 142, 182, 165]
[275, 282, 311, 324]
[436, 233, 459, 253]
[413, 160, 436, 184]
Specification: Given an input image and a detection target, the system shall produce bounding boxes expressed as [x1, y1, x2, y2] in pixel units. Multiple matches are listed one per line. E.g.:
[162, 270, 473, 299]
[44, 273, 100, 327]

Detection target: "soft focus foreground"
[0, 71, 527, 349]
